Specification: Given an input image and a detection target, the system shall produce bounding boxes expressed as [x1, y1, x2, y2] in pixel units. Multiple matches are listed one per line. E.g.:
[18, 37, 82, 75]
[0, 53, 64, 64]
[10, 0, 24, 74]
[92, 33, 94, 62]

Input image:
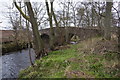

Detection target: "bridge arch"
[39, 27, 102, 45]
[40, 33, 50, 44]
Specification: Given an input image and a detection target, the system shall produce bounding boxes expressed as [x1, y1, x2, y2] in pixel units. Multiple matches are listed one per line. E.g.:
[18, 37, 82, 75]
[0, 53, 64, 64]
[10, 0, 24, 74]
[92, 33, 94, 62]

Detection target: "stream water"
[0, 41, 77, 79]
[0, 49, 35, 79]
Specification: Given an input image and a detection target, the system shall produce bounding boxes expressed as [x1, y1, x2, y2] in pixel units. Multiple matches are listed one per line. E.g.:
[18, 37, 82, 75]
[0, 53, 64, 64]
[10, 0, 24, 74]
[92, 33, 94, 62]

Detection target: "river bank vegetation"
[1, 0, 120, 79]
[2, 42, 32, 55]
[19, 37, 120, 78]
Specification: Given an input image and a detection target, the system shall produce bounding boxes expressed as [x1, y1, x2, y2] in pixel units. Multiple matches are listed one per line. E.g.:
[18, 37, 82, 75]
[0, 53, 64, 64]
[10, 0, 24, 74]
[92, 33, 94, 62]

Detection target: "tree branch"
[13, 0, 30, 22]
[94, 7, 105, 17]
[112, 6, 120, 22]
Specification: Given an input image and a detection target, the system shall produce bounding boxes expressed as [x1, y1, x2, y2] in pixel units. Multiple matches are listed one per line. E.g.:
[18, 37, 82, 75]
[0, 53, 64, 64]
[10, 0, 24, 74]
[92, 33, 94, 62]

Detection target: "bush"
[2, 42, 29, 55]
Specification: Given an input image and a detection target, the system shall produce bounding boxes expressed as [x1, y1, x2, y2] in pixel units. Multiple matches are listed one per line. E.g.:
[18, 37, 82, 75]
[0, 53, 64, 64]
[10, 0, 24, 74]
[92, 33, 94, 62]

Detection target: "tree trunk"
[98, 3, 101, 28]
[118, 28, 120, 52]
[65, 2, 70, 43]
[118, 2, 120, 52]
[45, 0, 55, 50]
[10, 15, 19, 51]
[91, 2, 94, 27]
[104, 2, 113, 40]
[52, 7, 61, 45]
[19, 2, 22, 30]
[25, 2, 44, 59]
[14, 28, 19, 51]
[14, 0, 45, 59]
[86, 11, 90, 27]
[53, 11, 60, 35]
[27, 21, 34, 66]
[25, 6, 34, 66]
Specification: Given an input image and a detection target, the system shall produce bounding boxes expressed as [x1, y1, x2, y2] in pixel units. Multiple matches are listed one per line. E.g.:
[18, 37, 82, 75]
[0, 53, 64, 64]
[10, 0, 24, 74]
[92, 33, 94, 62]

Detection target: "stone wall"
[40, 27, 102, 40]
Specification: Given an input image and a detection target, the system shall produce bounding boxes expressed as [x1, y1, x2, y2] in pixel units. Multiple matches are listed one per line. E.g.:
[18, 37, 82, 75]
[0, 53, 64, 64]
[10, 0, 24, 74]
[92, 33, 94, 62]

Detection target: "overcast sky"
[0, 0, 119, 30]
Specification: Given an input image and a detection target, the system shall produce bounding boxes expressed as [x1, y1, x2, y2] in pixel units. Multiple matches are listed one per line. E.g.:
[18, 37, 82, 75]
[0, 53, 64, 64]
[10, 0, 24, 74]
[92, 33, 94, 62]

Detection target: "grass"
[19, 37, 120, 78]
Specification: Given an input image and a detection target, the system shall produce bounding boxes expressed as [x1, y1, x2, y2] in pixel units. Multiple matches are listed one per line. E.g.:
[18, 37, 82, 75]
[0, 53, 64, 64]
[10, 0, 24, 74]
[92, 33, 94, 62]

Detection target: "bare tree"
[32, 2, 46, 28]
[81, 2, 91, 27]
[14, 0, 45, 59]
[65, 1, 70, 43]
[76, 6, 85, 27]
[104, 1, 113, 40]
[24, 5, 34, 66]
[45, 0, 55, 50]
[58, 1, 71, 43]
[118, 2, 120, 52]
[8, 8, 19, 50]
[70, 2, 80, 27]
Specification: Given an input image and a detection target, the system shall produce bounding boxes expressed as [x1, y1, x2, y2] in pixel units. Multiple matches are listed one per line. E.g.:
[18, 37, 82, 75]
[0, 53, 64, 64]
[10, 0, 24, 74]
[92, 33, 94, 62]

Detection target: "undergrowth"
[19, 37, 120, 78]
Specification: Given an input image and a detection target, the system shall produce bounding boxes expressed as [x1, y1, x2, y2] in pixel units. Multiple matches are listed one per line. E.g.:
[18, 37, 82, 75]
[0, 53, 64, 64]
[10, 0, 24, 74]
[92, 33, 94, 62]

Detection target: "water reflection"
[0, 49, 35, 78]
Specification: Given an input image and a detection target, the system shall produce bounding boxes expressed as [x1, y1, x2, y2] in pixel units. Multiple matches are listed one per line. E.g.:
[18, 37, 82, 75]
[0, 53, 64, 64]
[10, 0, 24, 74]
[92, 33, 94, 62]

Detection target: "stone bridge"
[39, 27, 102, 46]
[1, 27, 102, 44]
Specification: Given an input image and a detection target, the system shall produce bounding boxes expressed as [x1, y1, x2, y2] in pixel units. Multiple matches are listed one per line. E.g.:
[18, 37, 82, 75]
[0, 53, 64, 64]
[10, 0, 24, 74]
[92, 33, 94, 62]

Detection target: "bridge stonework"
[39, 27, 102, 45]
